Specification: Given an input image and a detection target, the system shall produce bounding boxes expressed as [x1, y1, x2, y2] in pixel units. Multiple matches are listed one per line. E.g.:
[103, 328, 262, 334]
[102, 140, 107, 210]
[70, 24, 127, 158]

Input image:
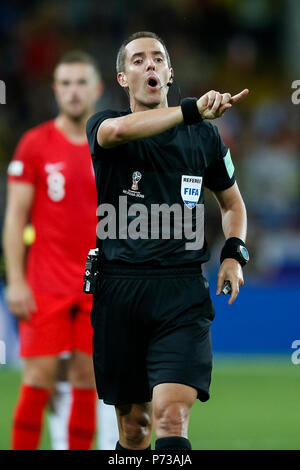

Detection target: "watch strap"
[220, 237, 248, 267]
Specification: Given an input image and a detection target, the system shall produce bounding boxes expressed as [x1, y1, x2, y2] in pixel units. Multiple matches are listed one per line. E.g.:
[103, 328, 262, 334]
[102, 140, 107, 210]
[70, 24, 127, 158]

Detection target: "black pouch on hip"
[83, 248, 100, 294]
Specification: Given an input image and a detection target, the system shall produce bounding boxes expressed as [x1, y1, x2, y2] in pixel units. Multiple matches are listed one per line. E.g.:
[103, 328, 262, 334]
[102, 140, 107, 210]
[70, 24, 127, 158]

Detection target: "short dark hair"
[116, 31, 171, 73]
[54, 50, 101, 79]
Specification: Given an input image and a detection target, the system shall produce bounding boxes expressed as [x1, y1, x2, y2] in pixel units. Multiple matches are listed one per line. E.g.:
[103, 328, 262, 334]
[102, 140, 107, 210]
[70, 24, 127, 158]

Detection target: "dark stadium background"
[0, 0, 299, 450]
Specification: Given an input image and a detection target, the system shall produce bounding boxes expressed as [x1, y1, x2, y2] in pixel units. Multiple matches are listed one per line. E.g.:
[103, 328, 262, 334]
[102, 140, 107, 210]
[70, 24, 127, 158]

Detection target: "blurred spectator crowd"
[0, 0, 299, 283]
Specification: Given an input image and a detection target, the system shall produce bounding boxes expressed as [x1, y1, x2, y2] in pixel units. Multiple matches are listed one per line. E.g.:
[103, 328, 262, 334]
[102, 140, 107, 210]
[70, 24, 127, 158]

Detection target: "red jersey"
[8, 120, 97, 295]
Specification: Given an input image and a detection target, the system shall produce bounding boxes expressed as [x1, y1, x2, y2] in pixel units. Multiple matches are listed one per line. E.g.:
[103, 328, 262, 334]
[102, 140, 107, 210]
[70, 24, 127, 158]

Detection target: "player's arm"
[97, 89, 249, 148]
[2, 182, 37, 320]
[212, 182, 247, 305]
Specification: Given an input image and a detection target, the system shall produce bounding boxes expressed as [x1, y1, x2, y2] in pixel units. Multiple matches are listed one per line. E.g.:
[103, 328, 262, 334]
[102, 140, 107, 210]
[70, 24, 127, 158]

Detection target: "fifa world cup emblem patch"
[131, 171, 142, 190]
[122, 170, 145, 198]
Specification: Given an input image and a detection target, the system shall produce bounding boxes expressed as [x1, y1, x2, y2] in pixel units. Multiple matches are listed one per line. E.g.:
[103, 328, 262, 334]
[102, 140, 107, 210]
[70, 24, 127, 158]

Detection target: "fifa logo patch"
[123, 170, 144, 198]
[131, 171, 142, 190]
[181, 175, 202, 209]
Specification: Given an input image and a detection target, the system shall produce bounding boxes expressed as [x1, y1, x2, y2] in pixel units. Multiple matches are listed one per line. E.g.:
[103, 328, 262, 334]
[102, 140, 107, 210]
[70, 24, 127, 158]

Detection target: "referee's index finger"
[230, 88, 249, 103]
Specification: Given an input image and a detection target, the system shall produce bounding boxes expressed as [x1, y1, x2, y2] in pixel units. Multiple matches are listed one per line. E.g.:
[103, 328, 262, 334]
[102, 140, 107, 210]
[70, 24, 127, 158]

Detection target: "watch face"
[239, 246, 249, 262]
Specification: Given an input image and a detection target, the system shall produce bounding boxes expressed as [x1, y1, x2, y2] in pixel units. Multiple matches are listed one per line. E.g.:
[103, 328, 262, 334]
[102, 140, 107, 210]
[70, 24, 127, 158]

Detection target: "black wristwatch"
[220, 238, 249, 267]
[236, 245, 250, 266]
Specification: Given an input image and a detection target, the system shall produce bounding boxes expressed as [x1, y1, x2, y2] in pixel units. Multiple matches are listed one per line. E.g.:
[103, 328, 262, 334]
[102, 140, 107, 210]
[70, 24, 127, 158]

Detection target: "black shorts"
[91, 263, 215, 406]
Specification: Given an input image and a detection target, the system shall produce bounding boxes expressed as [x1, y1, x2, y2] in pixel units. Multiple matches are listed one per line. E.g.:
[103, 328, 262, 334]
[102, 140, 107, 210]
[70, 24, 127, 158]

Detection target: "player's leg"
[11, 292, 73, 450]
[152, 383, 197, 450]
[68, 348, 96, 388]
[67, 299, 98, 450]
[47, 355, 71, 450]
[97, 400, 119, 450]
[12, 355, 59, 450]
[67, 349, 97, 450]
[115, 402, 152, 450]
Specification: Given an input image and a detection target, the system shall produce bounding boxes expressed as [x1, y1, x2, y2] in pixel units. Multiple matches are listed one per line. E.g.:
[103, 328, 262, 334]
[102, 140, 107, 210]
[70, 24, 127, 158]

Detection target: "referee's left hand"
[216, 258, 244, 305]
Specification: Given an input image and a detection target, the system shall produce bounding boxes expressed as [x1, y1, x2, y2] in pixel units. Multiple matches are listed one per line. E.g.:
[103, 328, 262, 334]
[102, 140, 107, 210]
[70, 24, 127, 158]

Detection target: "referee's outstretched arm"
[213, 182, 247, 305]
[97, 89, 249, 148]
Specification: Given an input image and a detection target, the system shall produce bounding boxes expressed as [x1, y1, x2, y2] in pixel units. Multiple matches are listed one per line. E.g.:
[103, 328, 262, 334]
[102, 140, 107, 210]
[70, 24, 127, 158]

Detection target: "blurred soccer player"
[3, 51, 116, 450]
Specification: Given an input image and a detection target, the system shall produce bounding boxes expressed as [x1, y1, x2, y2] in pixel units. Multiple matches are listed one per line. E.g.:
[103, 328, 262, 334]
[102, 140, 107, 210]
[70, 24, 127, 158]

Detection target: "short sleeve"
[86, 110, 120, 159]
[203, 125, 235, 191]
[7, 131, 39, 184]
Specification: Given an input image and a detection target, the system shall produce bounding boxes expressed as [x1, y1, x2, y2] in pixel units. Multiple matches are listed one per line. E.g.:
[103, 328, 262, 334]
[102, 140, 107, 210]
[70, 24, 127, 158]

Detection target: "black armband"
[180, 97, 203, 125]
[220, 237, 249, 267]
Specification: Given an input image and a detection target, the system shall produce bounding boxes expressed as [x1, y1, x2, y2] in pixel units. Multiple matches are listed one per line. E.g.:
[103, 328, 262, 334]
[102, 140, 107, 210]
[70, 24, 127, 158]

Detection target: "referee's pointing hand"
[197, 89, 249, 120]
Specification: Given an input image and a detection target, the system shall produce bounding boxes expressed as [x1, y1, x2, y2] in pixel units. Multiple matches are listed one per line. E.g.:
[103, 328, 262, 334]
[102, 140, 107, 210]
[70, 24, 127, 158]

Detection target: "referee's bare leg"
[115, 402, 152, 450]
[152, 383, 196, 449]
[115, 383, 196, 450]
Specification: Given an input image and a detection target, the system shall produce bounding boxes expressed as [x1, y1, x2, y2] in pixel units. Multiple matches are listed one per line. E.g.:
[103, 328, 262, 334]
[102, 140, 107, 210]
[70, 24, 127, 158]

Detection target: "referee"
[86, 31, 249, 451]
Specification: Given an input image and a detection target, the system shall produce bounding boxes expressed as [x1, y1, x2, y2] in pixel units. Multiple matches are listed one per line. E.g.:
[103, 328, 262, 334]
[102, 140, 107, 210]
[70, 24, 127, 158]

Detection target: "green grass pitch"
[0, 356, 299, 450]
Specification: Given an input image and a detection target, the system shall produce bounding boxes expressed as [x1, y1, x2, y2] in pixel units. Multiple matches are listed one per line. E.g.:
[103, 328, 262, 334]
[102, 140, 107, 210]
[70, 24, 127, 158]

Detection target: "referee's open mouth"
[146, 75, 159, 90]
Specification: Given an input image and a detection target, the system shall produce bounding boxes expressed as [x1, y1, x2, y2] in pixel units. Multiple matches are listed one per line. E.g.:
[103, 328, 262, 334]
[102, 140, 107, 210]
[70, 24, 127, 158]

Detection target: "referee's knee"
[122, 421, 151, 447]
[153, 401, 190, 438]
[118, 407, 152, 448]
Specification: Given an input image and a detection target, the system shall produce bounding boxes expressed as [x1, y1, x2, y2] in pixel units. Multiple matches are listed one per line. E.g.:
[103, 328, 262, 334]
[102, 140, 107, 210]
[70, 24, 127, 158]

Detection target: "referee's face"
[54, 63, 102, 121]
[119, 37, 173, 111]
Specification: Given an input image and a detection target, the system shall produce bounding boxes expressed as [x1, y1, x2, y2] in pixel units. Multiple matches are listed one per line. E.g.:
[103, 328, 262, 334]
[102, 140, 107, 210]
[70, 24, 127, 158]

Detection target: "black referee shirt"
[86, 109, 235, 267]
